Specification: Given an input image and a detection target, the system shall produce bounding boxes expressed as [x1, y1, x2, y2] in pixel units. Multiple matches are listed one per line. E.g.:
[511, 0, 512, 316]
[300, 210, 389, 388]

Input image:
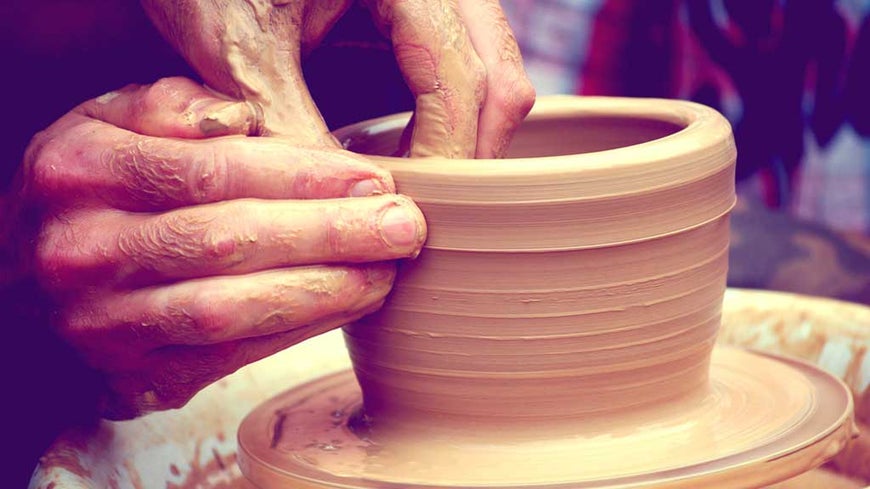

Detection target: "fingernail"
[379, 205, 422, 249]
[349, 179, 386, 197]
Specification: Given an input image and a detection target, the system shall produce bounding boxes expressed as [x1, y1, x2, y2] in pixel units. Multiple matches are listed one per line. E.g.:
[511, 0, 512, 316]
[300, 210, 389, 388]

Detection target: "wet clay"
[217, 0, 334, 144]
[240, 349, 856, 488]
[237, 96, 857, 488]
[341, 96, 733, 435]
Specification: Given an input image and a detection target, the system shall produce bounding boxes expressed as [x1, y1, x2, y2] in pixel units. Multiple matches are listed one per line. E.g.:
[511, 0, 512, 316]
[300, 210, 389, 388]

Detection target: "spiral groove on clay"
[339, 96, 736, 431]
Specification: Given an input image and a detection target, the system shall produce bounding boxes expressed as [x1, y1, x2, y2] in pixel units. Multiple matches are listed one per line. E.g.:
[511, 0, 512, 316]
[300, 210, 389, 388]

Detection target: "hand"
[10, 76, 426, 419]
[140, 0, 536, 158]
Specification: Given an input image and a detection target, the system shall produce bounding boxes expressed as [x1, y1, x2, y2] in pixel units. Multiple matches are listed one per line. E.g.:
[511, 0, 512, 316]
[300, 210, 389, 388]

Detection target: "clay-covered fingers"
[141, 0, 337, 143]
[76, 76, 262, 138]
[85, 263, 393, 419]
[456, 0, 535, 158]
[36, 195, 425, 288]
[61, 264, 394, 361]
[367, 0, 487, 158]
[26, 117, 394, 212]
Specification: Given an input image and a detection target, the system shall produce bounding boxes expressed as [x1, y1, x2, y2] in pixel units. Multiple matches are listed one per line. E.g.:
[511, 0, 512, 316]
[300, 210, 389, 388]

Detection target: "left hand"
[6, 76, 424, 419]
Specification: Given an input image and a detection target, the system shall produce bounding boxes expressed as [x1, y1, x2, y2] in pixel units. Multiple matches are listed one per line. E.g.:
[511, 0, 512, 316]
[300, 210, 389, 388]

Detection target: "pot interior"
[343, 115, 686, 158]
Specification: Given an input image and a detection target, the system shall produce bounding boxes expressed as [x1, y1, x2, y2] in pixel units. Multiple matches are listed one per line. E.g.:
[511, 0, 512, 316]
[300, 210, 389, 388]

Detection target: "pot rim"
[334, 96, 735, 202]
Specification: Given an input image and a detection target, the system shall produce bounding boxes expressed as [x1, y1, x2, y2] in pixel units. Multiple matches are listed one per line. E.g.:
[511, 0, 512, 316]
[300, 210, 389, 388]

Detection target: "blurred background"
[499, 0, 870, 303]
[504, 0, 870, 235]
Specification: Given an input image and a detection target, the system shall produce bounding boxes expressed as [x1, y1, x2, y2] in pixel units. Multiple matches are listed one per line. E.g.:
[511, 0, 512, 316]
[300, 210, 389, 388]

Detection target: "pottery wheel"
[237, 346, 855, 489]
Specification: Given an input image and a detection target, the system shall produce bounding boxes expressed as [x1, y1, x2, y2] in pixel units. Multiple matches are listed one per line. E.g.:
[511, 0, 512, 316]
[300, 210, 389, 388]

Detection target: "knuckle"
[33, 217, 87, 290]
[167, 288, 227, 342]
[188, 295, 228, 341]
[28, 123, 107, 201]
[22, 129, 51, 171]
[511, 78, 537, 119]
[141, 78, 177, 112]
[23, 132, 67, 200]
[187, 145, 229, 203]
[491, 74, 536, 122]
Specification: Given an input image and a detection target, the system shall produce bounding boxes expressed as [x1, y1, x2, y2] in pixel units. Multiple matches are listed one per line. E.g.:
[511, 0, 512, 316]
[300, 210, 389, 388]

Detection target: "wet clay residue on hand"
[218, 1, 331, 143]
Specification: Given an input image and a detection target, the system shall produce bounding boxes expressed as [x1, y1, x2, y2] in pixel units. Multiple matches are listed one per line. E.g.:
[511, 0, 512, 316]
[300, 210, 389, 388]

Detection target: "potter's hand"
[140, 0, 535, 158]
[367, 0, 537, 157]
[12, 77, 425, 419]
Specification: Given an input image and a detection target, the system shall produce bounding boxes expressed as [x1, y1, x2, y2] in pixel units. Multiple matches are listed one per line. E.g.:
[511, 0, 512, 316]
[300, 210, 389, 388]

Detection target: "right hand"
[10, 76, 426, 419]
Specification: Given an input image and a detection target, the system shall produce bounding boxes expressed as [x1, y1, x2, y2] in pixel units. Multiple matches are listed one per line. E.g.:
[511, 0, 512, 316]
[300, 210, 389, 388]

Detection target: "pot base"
[238, 347, 855, 488]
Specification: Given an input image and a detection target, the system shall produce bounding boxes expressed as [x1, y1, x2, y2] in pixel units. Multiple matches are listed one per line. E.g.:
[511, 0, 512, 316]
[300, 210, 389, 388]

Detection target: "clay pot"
[238, 96, 854, 488]
[338, 95, 735, 430]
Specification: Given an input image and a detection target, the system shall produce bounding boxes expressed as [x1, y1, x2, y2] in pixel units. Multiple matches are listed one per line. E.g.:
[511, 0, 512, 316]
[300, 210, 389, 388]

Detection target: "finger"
[367, 0, 487, 158]
[100, 308, 370, 420]
[26, 119, 394, 211]
[76, 77, 261, 138]
[62, 264, 395, 361]
[456, 0, 536, 158]
[37, 195, 425, 288]
[141, 0, 335, 145]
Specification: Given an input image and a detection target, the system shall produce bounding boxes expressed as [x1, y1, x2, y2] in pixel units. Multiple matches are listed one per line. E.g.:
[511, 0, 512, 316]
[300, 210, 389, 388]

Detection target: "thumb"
[76, 76, 261, 138]
[141, 0, 336, 146]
